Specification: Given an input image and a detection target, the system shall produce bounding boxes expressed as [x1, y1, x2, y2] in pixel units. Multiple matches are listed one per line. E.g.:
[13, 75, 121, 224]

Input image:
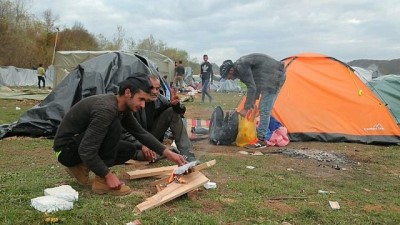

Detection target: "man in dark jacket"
[220, 53, 286, 148]
[53, 74, 187, 196]
[125, 74, 196, 162]
[200, 54, 213, 103]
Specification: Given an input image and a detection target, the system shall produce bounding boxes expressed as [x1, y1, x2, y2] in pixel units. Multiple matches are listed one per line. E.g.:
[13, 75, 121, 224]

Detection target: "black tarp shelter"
[0, 51, 169, 139]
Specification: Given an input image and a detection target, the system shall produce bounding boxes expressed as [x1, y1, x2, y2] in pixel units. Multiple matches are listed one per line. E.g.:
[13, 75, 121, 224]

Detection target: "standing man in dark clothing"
[126, 74, 196, 162]
[53, 74, 187, 196]
[200, 54, 213, 103]
[220, 53, 286, 149]
[174, 60, 185, 90]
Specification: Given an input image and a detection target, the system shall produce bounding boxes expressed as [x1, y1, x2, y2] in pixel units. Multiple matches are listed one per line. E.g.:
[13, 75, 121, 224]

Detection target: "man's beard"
[149, 95, 158, 101]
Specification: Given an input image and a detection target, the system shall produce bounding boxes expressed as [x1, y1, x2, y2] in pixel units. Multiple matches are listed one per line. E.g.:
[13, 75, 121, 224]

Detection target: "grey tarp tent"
[0, 51, 168, 139]
[367, 75, 400, 125]
[53, 50, 174, 88]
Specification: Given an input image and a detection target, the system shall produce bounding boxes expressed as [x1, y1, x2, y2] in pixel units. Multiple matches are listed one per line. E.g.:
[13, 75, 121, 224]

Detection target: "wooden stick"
[123, 165, 177, 180]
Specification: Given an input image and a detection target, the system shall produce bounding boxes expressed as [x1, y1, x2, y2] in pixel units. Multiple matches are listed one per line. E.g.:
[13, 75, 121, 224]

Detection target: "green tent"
[367, 75, 400, 125]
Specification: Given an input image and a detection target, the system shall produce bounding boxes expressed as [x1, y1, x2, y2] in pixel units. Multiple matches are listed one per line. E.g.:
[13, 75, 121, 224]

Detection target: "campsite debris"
[318, 190, 335, 194]
[332, 164, 341, 170]
[246, 166, 255, 169]
[363, 188, 372, 192]
[44, 214, 60, 223]
[286, 168, 294, 171]
[203, 181, 217, 189]
[329, 201, 341, 210]
[251, 151, 264, 156]
[15, 107, 21, 110]
[238, 151, 250, 155]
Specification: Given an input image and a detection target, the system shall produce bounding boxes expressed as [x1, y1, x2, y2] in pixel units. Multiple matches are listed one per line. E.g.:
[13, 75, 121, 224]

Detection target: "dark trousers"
[201, 78, 212, 102]
[38, 76, 45, 88]
[57, 118, 136, 167]
[149, 107, 194, 159]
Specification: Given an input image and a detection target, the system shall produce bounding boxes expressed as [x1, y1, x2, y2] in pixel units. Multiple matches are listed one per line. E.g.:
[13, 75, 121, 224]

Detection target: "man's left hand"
[170, 87, 180, 105]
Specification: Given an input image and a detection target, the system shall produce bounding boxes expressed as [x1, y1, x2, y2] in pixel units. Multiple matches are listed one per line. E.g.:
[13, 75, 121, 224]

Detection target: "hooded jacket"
[234, 53, 286, 110]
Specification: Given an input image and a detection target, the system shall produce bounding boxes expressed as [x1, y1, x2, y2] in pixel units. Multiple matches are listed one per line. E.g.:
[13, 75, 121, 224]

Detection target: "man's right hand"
[105, 171, 123, 190]
[163, 148, 187, 166]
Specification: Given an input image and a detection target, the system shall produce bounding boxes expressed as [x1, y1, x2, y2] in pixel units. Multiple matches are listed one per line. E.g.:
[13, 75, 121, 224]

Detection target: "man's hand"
[105, 171, 123, 190]
[163, 148, 187, 166]
[170, 87, 180, 105]
[142, 146, 158, 162]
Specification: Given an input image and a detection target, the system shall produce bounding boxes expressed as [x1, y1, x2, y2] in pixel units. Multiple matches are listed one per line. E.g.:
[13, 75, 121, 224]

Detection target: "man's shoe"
[244, 140, 266, 149]
[65, 164, 92, 187]
[92, 176, 132, 196]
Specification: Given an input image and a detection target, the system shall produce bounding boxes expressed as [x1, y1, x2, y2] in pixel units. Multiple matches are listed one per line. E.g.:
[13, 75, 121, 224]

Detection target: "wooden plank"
[134, 171, 209, 213]
[123, 165, 177, 180]
[124, 159, 216, 180]
[193, 159, 216, 172]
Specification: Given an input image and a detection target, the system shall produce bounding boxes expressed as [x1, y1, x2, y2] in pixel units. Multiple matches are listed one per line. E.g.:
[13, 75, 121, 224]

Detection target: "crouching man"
[53, 74, 187, 196]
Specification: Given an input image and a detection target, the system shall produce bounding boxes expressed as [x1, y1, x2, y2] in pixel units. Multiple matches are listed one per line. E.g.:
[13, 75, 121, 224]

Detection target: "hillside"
[348, 58, 400, 75]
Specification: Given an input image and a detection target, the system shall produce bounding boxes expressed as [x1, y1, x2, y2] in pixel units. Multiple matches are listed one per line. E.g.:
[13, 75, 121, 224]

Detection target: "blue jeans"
[257, 91, 279, 141]
[201, 79, 212, 102]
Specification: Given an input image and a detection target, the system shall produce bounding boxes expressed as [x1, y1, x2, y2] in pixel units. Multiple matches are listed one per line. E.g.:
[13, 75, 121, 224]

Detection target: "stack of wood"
[122, 160, 216, 213]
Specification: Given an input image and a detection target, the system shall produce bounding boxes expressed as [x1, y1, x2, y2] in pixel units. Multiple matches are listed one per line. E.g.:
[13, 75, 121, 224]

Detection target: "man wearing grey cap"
[53, 73, 187, 196]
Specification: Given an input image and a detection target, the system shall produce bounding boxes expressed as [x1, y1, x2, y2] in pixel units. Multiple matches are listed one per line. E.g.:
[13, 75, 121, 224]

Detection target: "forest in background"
[0, 0, 202, 74]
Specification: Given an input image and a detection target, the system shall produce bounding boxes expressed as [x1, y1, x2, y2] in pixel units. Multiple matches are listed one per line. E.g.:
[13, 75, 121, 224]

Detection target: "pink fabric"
[266, 127, 290, 147]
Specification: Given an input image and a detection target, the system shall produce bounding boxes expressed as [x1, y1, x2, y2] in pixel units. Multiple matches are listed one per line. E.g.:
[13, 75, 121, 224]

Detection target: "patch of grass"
[0, 99, 39, 124]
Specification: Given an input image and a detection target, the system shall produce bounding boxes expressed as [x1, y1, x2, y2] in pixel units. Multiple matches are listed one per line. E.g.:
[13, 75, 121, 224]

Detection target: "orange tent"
[239, 53, 400, 144]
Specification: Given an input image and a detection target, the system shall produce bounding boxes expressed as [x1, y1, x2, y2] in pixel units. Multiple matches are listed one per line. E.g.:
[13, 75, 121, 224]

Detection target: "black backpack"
[209, 106, 239, 145]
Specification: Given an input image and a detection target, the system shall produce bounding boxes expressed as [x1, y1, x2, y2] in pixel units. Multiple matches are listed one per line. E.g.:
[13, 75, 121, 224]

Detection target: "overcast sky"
[30, 0, 400, 65]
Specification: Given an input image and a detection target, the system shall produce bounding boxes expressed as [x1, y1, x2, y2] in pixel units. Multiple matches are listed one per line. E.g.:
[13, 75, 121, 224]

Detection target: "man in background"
[174, 60, 185, 90]
[37, 63, 46, 89]
[200, 54, 213, 103]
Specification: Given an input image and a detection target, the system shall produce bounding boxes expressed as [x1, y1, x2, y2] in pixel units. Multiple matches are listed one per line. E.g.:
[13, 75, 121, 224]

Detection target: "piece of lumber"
[123, 165, 177, 180]
[134, 171, 209, 213]
[125, 159, 217, 180]
[192, 159, 216, 172]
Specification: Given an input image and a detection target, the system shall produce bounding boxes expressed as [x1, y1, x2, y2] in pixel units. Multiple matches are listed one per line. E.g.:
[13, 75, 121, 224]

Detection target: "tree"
[57, 22, 99, 51]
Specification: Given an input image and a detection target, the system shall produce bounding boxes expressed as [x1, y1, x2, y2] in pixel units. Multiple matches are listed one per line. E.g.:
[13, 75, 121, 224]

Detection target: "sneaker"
[244, 141, 266, 149]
